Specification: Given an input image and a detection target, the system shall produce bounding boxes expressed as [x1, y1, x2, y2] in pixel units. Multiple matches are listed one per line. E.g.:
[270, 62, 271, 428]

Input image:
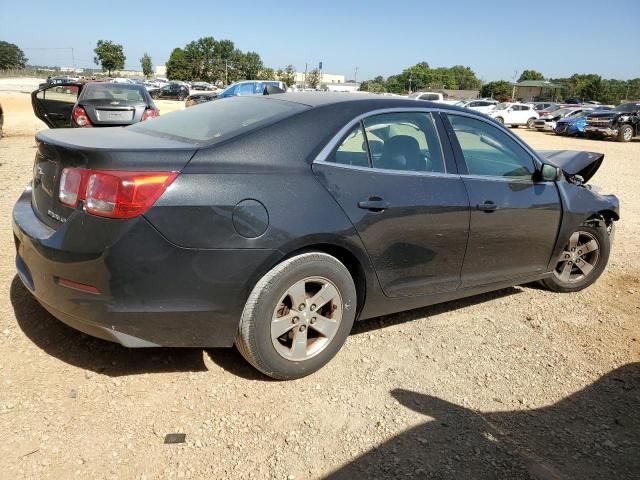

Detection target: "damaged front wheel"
[540, 223, 611, 293]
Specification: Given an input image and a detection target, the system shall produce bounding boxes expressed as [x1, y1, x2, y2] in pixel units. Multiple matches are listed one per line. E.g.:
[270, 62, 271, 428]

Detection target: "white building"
[294, 72, 345, 86]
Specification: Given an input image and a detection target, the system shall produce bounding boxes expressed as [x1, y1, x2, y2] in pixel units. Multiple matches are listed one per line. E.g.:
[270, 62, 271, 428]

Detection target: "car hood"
[557, 116, 583, 125]
[537, 150, 604, 183]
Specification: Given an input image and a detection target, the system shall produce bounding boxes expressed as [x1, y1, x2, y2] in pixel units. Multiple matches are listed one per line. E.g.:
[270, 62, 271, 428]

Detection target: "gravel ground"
[0, 122, 638, 479]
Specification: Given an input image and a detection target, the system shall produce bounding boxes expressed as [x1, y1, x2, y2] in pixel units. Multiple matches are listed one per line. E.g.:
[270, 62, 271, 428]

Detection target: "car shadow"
[327, 362, 640, 479]
[10, 276, 208, 377]
[352, 286, 522, 335]
[12, 277, 521, 379]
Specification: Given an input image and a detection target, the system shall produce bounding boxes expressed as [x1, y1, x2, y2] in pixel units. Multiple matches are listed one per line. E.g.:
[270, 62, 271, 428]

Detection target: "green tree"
[480, 80, 512, 101]
[165, 48, 191, 80]
[256, 67, 275, 80]
[140, 53, 153, 78]
[306, 68, 321, 88]
[93, 40, 125, 76]
[236, 51, 264, 80]
[518, 70, 545, 82]
[278, 64, 296, 86]
[0, 41, 27, 70]
[360, 76, 387, 93]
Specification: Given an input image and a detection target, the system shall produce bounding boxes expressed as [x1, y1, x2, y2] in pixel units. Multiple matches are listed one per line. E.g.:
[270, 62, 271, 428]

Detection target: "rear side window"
[447, 114, 534, 178]
[327, 124, 370, 167]
[363, 112, 445, 173]
[128, 97, 308, 144]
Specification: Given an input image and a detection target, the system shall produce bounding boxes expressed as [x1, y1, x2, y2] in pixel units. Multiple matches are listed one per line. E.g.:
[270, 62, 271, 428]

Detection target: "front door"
[443, 113, 561, 287]
[31, 83, 81, 128]
[313, 111, 470, 297]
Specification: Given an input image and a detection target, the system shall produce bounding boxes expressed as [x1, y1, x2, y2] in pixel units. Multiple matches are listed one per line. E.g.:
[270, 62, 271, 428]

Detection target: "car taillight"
[58, 167, 178, 219]
[58, 167, 84, 207]
[72, 106, 92, 127]
[142, 108, 159, 121]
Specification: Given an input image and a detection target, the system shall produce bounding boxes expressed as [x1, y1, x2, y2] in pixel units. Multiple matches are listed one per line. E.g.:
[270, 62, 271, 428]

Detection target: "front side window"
[363, 112, 445, 173]
[447, 114, 534, 179]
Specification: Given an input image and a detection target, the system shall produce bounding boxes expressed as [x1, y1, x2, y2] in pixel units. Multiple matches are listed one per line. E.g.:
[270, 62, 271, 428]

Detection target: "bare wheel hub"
[271, 276, 343, 361]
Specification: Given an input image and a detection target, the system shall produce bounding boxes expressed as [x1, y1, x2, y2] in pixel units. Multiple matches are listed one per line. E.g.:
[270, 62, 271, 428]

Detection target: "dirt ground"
[0, 88, 638, 480]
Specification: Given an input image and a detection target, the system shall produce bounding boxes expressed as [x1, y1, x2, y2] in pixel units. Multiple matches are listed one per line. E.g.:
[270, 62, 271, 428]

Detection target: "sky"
[2, 0, 639, 82]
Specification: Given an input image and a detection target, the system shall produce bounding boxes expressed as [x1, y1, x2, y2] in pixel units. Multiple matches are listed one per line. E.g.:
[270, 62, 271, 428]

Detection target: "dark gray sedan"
[32, 82, 159, 128]
[13, 94, 619, 379]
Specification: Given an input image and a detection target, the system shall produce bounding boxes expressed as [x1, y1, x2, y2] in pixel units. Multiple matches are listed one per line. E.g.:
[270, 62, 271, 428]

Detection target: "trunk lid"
[32, 128, 197, 229]
[536, 150, 604, 183]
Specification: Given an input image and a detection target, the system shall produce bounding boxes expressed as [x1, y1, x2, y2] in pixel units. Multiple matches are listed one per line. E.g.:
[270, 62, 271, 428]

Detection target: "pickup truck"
[585, 102, 640, 142]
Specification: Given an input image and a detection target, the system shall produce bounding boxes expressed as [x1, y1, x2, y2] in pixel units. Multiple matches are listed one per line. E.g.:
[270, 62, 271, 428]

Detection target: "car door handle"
[477, 201, 498, 212]
[358, 197, 390, 212]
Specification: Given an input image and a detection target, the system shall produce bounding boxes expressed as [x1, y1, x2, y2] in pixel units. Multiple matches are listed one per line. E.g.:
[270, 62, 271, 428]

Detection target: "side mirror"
[540, 163, 562, 181]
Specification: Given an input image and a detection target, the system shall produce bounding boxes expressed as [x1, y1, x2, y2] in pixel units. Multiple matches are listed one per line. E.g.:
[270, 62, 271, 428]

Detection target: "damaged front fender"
[547, 181, 619, 271]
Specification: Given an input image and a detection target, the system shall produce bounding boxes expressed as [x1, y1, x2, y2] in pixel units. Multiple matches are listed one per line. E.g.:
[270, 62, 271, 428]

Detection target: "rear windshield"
[128, 96, 308, 144]
[81, 84, 147, 104]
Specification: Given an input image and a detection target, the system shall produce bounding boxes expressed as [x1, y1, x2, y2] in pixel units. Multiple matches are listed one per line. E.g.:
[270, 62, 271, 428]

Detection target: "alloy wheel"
[623, 127, 633, 141]
[553, 231, 600, 284]
[271, 276, 343, 361]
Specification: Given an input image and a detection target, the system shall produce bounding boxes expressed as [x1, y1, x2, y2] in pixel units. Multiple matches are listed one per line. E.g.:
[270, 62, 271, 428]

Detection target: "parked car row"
[450, 96, 639, 142]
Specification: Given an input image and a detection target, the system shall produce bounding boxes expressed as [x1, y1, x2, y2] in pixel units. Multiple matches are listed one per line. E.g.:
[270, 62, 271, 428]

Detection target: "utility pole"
[354, 66, 358, 85]
[511, 69, 518, 101]
[304, 63, 308, 90]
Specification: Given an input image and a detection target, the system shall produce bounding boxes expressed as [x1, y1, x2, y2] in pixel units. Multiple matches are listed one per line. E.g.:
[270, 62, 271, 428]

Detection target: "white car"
[408, 91, 453, 104]
[488, 102, 539, 128]
[455, 99, 498, 114]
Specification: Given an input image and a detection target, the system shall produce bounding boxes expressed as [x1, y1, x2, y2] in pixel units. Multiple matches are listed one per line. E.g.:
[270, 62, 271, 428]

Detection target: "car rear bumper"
[13, 187, 277, 348]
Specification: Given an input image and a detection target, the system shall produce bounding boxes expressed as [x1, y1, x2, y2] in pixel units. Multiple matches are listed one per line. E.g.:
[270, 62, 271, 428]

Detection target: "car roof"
[265, 92, 452, 109]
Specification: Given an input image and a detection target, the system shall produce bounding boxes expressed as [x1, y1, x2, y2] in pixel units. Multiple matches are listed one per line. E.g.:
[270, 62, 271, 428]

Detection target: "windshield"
[495, 103, 510, 110]
[81, 84, 147, 104]
[614, 103, 639, 113]
[454, 101, 468, 107]
[128, 96, 308, 144]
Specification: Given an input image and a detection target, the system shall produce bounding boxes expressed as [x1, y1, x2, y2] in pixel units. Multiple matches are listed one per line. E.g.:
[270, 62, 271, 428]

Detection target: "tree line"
[359, 62, 481, 94]
[164, 36, 296, 86]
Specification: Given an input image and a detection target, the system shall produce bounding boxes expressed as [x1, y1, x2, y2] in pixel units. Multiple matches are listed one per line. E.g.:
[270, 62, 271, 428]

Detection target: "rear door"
[31, 83, 82, 128]
[313, 111, 470, 297]
[443, 113, 561, 287]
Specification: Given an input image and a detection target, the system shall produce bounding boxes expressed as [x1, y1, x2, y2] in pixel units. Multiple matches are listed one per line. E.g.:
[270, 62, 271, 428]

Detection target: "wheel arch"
[278, 242, 369, 319]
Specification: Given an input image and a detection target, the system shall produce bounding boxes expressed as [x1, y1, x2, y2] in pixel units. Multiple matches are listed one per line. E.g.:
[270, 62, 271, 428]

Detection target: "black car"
[32, 82, 159, 128]
[585, 102, 640, 142]
[150, 83, 190, 101]
[13, 94, 619, 379]
[185, 92, 217, 107]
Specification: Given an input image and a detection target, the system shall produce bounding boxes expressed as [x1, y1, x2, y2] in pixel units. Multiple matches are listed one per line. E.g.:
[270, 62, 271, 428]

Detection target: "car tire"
[540, 223, 610, 293]
[617, 124, 633, 142]
[178, 93, 186, 101]
[495, 117, 504, 124]
[236, 252, 357, 380]
[526, 118, 536, 129]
